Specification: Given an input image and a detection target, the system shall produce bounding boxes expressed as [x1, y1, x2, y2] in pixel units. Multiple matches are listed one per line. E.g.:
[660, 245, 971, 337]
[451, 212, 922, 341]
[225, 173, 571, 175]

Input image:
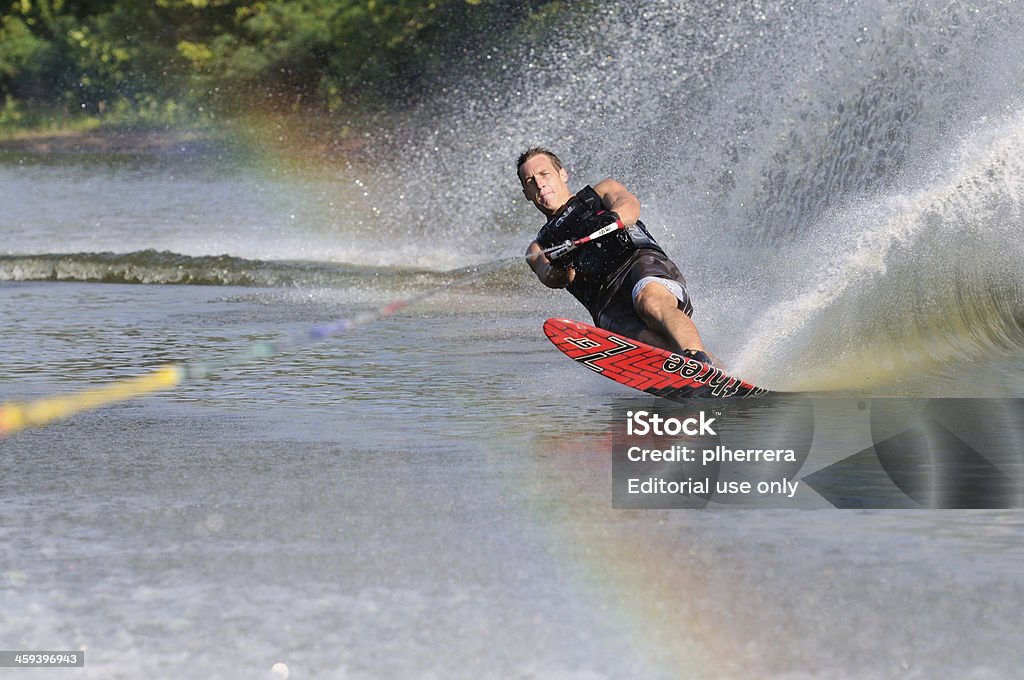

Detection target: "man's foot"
[682, 348, 714, 366]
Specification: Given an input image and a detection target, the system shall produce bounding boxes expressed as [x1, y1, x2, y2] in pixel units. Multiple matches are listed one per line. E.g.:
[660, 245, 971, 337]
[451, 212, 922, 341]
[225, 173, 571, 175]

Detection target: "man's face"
[519, 154, 572, 216]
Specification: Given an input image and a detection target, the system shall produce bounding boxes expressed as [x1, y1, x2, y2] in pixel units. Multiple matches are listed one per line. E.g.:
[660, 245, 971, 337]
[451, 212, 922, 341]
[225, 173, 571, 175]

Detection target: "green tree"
[1, 0, 566, 129]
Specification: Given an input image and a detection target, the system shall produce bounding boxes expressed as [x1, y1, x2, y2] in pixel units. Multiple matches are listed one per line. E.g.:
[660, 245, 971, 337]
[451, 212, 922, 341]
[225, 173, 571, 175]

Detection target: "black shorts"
[594, 251, 693, 340]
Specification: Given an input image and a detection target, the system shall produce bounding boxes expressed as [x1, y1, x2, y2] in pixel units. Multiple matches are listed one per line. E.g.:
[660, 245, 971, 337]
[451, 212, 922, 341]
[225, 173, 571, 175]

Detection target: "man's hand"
[547, 260, 575, 286]
[527, 240, 574, 288]
[583, 210, 621, 232]
[546, 240, 576, 265]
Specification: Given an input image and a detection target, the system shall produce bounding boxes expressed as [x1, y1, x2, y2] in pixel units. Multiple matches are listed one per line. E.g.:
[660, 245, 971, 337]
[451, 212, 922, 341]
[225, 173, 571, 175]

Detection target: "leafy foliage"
[0, 0, 562, 129]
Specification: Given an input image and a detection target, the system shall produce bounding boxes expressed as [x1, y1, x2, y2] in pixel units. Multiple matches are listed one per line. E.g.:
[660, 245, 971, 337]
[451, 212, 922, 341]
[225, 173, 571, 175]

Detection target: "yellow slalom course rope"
[0, 366, 183, 437]
[0, 255, 532, 439]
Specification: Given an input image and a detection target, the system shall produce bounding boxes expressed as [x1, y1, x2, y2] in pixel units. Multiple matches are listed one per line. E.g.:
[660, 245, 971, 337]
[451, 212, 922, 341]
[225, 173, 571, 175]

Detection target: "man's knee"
[633, 281, 677, 319]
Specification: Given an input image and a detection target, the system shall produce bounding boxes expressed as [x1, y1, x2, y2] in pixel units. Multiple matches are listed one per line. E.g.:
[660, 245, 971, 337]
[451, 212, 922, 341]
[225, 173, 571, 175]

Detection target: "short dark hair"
[516, 147, 564, 183]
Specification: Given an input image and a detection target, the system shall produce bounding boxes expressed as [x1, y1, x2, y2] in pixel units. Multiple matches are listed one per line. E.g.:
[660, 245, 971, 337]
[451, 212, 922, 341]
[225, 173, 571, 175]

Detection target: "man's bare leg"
[632, 282, 705, 354]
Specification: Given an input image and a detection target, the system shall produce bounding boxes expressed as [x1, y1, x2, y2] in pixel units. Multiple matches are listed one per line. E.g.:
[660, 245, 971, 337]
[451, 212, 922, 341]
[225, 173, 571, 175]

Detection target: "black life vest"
[536, 185, 665, 315]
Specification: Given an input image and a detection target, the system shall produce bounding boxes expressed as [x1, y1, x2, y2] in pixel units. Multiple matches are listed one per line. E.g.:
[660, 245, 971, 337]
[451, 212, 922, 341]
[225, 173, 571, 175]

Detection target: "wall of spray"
[349, 0, 1024, 390]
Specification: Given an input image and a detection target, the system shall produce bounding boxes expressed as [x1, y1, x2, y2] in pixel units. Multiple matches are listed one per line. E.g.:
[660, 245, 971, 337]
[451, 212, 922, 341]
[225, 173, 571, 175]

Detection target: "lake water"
[1, 145, 1022, 680]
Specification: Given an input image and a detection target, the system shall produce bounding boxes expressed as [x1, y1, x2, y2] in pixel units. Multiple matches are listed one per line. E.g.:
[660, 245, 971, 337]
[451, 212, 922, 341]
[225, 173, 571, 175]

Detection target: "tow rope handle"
[537, 212, 626, 261]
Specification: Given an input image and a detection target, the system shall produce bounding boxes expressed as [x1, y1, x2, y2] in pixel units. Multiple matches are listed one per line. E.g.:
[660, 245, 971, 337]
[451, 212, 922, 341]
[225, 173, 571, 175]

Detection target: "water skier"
[519, 147, 714, 364]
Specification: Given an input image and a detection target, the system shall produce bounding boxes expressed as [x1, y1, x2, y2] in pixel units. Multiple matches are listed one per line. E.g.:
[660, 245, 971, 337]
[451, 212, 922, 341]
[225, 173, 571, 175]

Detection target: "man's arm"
[593, 178, 641, 225]
[526, 240, 574, 288]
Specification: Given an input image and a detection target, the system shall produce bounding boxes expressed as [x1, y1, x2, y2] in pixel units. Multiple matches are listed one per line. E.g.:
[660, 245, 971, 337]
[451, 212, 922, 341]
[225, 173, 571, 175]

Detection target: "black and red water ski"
[543, 318, 769, 400]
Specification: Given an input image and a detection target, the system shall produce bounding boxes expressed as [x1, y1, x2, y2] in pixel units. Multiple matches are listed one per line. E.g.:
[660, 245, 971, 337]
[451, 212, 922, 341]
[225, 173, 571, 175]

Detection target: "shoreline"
[0, 127, 222, 155]
[0, 114, 368, 159]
